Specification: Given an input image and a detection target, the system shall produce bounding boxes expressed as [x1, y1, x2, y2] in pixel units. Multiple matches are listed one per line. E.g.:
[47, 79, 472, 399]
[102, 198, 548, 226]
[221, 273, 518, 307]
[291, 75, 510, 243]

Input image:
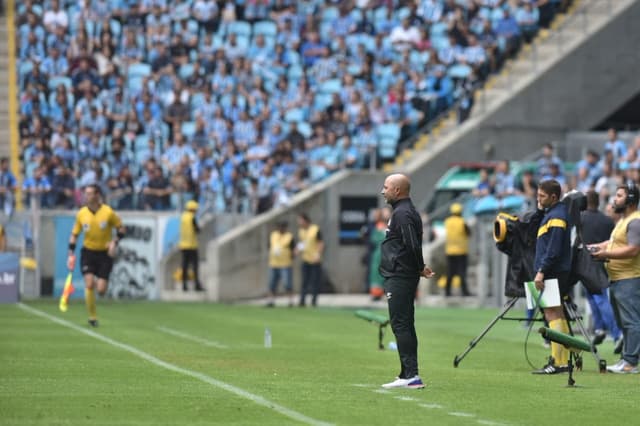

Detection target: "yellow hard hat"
[185, 200, 199, 211]
[450, 203, 463, 215]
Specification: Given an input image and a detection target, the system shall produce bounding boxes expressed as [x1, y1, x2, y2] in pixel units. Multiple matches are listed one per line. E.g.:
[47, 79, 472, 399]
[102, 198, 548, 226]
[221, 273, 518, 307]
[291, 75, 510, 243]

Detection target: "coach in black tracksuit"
[379, 174, 435, 389]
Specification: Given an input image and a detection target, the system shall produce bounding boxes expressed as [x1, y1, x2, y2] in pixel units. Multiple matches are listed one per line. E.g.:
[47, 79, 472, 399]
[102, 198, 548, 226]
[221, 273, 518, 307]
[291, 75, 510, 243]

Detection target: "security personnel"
[179, 200, 204, 292]
[444, 203, 471, 296]
[296, 213, 324, 307]
[267, 221, 295, 307]
[379, 174, 435, 389]
[591, 183, 640, 373]
[67, 184, 125, 327]
[532, 179, 573, 374]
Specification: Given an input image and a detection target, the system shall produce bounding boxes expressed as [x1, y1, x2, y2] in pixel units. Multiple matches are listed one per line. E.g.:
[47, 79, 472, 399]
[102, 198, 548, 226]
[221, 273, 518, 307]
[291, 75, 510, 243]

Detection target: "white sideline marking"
[394, 396, 418, 402]
[157, 326, 228, 349]
[419, 403, 443, 409]
[448, 411, 475, 418]
[477, 420, 509, 426]
[18, 304, 332, 426]
[373, 389, 392, 394]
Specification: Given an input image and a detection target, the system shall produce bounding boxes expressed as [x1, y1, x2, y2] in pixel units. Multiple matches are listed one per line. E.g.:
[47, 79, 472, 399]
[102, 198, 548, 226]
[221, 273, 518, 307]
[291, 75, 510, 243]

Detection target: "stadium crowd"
[15, 0, 566, 214]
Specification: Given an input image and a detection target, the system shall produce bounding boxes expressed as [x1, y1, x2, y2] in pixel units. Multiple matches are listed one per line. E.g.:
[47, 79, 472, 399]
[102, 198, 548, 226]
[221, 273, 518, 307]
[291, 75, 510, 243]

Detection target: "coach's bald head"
[382, 173, 411, 204]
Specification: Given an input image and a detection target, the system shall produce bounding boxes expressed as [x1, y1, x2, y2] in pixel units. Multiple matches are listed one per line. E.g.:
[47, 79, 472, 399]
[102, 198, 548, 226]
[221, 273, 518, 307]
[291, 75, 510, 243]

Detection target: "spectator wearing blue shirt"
[40, 45, 68, 79]
[516, 1, 540, 43]
[494, 8, 521, 58]
[604, 128, 628, 165]
[301, 31, 329, 68]
[494, 160, 516, 198]
[23, 166, 52, 208]
[20, 32, 45, 62]
[537, 143, 564, 180]
[0, 158, 17, 216]
[49, 163, 76, 209]
[472, 168, 494, 197]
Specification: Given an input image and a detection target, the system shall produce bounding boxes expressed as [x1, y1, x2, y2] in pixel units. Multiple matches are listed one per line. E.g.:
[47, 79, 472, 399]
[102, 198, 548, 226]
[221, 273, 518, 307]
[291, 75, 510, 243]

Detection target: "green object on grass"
[539, 327, 592, 352]
[355, 309, 389, 325]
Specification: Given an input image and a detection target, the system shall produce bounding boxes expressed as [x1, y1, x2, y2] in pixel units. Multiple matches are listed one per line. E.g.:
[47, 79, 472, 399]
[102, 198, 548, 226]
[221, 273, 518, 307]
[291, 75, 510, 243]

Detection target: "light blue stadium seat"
[319, 78, 342, 94]
[378, 138, 399, 161]
[430, 21, 448, 38]
[321, 6, 339, 22]
[297, 121, 313, 138]
[284, 108, 306, 123]
[179, 63, 195, 80]
[313, 92, 333, 111]
[448, 63, 472, 79]
[228, 21, 252, 38]
[431, 35, 450, 51]
[376, 123, 401, 142]
[110, 19, 122, 38]
[127, 76, 145, 92]
[287, 64, 304, 81]
[48, 76, 72, 91]
[396, 6, 411, 20]
[253, 20, 277, 37]
[373, 5, 388, 23]
[128, 62, 152, 78]
[134, 135, 149, 152]
[181, 121, 197, 139]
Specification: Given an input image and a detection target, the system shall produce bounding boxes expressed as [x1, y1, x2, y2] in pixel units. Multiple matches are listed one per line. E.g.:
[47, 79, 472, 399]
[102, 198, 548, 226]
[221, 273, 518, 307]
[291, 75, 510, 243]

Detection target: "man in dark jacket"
[379, 173, 435, 389]
[532, 179, 573, 374]
[580, 191, 621, 348]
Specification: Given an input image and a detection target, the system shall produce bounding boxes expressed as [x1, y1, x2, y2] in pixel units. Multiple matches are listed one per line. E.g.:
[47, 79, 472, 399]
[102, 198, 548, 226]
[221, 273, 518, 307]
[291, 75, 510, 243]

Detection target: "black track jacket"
[379, 198, 425, 279]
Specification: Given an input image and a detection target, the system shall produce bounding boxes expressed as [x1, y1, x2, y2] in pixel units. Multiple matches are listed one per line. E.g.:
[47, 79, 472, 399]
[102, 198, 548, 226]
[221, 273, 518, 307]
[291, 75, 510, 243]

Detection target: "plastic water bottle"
[264, 327, 272, 348]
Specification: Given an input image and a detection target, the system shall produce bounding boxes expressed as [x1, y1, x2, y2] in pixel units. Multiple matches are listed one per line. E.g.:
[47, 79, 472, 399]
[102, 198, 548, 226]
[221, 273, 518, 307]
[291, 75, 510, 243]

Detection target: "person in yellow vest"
[267, 221, 295, 307]
[444, 203, 472, 296]
[67, 184, 125, 327]
[295, 213, 324, 307]
[179, 200, 204, 292]
[590, 183, 640, 374]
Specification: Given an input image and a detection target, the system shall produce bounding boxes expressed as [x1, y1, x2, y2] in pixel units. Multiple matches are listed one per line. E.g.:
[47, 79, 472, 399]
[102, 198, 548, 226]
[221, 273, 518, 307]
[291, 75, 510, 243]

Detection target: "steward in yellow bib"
[67, 184, 125, 327]
[179, 200, 204, 292]
[267, 221, 295, 307]
[295, 213, 324, 307]
[590, 184, 640, 373]
[444, 203, 471, 296]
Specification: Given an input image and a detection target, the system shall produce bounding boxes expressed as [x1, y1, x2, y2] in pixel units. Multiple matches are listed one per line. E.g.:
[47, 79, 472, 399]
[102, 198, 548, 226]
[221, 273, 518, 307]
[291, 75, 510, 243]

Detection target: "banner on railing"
[0, 253, 20, 303]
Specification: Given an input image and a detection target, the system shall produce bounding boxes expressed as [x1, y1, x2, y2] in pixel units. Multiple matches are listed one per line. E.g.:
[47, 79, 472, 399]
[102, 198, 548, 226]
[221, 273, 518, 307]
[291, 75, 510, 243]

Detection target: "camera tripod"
[453, 296, 607, 381]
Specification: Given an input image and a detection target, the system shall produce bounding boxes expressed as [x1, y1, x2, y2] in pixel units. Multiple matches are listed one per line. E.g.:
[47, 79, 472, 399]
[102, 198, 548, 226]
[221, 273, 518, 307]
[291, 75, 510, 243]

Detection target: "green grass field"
[0, 300, 636, 426]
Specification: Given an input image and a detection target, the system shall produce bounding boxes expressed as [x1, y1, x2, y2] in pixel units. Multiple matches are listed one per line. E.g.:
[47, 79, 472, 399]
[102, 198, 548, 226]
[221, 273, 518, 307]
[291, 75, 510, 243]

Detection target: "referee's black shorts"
[80, 248, 114, 280]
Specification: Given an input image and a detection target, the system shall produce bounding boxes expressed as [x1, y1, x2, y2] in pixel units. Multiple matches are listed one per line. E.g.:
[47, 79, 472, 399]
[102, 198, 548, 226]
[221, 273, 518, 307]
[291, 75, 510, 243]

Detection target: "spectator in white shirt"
[389, 18, 421, 52]
[43, 0, 68, 32]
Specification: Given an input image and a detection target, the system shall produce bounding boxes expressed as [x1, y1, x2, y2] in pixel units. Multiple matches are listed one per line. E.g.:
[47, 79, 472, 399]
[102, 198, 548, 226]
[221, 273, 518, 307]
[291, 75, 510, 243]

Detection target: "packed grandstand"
[15, 0, 563, 214]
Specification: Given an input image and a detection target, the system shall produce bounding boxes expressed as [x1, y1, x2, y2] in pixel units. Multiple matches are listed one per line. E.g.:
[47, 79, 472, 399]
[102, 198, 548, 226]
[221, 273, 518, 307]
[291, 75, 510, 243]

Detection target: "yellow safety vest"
[606, 211, 640, 281]
[299, 224, 321, 264]
[178, 211, 198, 250]
[269, 230, 293, 268]
[444, 215, 469, 255]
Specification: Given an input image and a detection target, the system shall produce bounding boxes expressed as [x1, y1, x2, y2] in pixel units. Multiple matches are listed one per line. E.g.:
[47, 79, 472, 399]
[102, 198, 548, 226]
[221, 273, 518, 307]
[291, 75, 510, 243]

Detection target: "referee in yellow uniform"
[67, 184, 125, 327]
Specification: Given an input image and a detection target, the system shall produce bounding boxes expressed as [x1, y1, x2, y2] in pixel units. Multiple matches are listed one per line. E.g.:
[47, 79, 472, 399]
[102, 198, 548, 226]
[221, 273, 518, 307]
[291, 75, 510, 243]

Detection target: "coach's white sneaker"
[381, 376, 425, 389]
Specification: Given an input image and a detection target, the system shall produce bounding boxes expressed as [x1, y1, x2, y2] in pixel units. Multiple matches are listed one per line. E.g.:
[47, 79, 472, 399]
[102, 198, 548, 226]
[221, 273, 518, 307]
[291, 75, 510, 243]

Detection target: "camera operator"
[580, 191, 621, 348]
[532, 179, 573, 375]
[590, 184, 640, 374]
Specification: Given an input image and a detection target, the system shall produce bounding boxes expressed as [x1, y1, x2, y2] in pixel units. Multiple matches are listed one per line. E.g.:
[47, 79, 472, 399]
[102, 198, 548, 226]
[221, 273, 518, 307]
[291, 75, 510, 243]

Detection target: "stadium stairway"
[0, 13, 10, 160]
[390, 0, 637, 172]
